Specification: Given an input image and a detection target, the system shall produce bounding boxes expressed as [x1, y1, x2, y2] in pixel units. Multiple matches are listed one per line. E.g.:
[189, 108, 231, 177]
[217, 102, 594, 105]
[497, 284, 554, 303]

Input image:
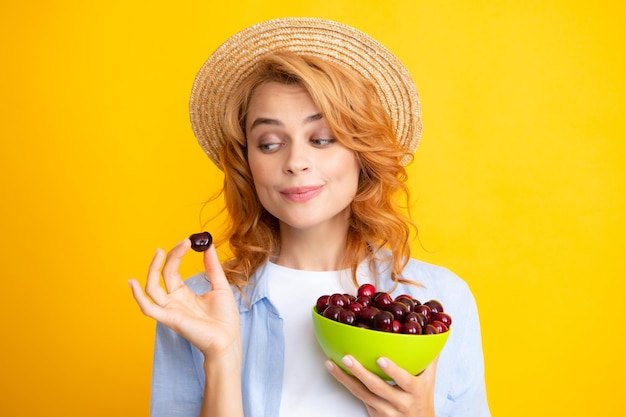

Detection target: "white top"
[267, 261, 373, 417]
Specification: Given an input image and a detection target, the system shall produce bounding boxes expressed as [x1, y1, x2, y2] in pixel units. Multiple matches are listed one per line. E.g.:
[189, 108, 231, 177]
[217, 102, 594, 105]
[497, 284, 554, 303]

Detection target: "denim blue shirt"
[150, 258, 490, 417]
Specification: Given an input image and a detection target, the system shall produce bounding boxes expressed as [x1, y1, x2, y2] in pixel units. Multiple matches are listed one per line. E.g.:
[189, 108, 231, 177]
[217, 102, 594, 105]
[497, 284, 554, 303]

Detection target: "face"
[245, 82, 360, 233]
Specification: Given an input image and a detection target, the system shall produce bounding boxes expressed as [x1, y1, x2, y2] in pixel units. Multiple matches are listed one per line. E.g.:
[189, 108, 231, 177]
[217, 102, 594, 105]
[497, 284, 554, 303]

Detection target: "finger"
[202, 243, 230, 291]
[379, 355, 439, 393]
[129, 278, 168, 322]
[325, 360, 389, 413]
[145, 248, 168, 305]
[325, 360, 374, 400]
[161, 238, 191, 293]
[338, 355, 395, 398]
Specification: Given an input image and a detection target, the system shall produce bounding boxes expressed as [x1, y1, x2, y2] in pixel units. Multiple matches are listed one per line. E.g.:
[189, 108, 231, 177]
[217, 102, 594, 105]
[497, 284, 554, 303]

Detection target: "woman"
[129, 18, 490, 417]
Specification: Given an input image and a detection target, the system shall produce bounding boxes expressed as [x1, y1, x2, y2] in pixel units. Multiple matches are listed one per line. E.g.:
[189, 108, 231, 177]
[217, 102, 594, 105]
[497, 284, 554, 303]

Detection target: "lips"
[280, 185, 324, 203]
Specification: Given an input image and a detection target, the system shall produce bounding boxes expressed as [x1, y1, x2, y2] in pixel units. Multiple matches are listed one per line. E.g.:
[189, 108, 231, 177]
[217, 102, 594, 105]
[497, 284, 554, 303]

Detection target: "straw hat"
[189, 17, 422, 169]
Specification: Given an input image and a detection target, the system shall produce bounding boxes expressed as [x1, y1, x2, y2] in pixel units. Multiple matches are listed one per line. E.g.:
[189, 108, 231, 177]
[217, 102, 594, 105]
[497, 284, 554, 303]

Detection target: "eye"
[311, 138, 336, 147]
[258, 142, 282, 152]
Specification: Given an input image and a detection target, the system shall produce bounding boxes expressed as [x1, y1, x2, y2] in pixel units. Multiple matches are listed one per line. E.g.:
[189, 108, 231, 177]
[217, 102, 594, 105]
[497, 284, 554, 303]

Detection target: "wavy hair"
[214, 52, 417, 290]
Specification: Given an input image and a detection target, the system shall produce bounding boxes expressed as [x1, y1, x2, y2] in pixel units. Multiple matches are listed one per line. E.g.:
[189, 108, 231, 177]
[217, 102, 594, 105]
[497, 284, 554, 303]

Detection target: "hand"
[325, 355, 438, 417]
[128, 238, 241, 360]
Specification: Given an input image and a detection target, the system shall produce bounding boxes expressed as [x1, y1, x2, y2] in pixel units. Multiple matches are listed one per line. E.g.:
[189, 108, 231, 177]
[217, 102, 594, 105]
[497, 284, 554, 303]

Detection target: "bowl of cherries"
[312, 283, 451, 380]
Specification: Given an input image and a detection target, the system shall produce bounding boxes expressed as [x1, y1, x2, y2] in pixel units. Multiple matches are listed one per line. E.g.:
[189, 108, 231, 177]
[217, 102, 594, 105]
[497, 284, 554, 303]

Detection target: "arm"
[129, 239, 244, 417]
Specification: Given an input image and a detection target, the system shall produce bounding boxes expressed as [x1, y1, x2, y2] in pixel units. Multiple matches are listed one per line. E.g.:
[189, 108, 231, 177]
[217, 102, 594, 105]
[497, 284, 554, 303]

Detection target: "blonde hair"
[215, 52, 416, 289]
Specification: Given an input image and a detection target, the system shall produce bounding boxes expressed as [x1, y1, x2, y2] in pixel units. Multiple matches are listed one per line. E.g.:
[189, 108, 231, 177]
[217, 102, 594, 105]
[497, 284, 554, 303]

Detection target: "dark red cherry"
[347, 301, 364, 314]
[431, 312, 452, 328]
[357, 283, 376, 298]
[329, 293, 349, 308]
[373, 310, 394, 332]
[322, 305, 342, 321]
[358, 306, 380, 327]
[424, 299, 444, 314]
[338, 309, 357, 325]
[401, 321, 422, 335]
[355, 295, 372, 308]
[386, 301, 410, 321]
[189, 232, 212, 252]
[430, 320, 448, 333]
[373, 292, 393, 310]
[423, 323, 439, 335]
[415, 304, 432, 321]
[316, 295, 330, 313]
[395, 296, 415, 311]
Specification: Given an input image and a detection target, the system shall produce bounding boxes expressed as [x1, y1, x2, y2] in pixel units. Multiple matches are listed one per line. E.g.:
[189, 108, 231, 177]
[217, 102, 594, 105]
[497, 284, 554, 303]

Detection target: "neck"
[274, 222, 350, 271]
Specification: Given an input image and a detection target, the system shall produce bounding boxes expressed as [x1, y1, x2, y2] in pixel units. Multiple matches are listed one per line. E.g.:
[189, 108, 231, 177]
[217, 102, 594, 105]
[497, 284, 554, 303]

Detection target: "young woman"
[129, 18, 490, 417]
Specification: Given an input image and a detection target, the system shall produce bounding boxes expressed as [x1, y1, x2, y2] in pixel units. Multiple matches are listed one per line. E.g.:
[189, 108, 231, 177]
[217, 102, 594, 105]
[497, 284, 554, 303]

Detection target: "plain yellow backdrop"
[1, 0, 624, 415]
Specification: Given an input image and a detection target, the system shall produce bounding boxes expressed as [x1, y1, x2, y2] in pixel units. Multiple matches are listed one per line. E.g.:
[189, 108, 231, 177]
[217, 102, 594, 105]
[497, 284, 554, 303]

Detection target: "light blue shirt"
[150, 258, 490, 416]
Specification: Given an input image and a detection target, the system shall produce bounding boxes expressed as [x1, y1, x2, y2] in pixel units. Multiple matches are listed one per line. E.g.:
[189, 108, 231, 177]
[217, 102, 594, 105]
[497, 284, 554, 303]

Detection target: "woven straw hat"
[189, 17, 422, 169]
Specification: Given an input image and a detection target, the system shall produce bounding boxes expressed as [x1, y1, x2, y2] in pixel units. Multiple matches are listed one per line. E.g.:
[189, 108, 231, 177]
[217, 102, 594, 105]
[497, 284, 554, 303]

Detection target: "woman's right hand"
[128, 238, 241, 360]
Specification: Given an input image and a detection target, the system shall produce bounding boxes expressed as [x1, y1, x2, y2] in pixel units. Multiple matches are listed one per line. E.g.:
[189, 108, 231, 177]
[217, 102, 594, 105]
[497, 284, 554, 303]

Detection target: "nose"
[283, 142, 311, 175]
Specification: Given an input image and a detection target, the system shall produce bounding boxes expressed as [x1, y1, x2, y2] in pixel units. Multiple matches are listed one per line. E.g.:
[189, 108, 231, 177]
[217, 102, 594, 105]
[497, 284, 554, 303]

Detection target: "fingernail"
[377, 357, 388, 368]
[325, 360, 335, 371]
[341, 355, 353, 368]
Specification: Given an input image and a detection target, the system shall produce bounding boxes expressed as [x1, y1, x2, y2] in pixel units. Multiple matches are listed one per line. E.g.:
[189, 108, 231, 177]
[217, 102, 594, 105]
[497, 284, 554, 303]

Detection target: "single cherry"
[357, 283, 376, 298]
[189, 231, 212, 252]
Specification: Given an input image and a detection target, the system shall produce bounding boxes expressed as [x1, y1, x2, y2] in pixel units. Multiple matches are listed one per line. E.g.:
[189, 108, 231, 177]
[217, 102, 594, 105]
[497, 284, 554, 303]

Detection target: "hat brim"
[189, 17, 422, 169]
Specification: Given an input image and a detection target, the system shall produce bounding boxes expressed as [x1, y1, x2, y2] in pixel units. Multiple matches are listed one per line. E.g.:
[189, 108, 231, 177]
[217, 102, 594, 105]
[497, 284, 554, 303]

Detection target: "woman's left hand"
[325, 355, 438, 417]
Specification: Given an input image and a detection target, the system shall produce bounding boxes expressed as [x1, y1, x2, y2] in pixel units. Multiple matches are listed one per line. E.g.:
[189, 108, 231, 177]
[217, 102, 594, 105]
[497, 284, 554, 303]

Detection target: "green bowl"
[312, 306, 450, 380]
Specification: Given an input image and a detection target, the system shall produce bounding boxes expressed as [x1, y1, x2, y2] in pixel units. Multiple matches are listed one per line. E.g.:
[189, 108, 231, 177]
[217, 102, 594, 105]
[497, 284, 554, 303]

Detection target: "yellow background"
[1, 0, 624, 415]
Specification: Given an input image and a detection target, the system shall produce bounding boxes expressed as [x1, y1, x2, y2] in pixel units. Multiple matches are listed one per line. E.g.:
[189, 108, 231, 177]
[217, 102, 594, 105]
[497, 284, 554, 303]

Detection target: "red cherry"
[424, 299, 444, 314]
[373, 292, 393, 310]
[401, 321, 422, 334]
[373, 310, 394, 332]
[322, 305, 342, 321]
[316, 295, 330, 313]
[329, 293, 349, 308]
[430, 320, 448, 333]
[431, 312, 452, 328]
[357, 283, 376, 298]
[347, 301, 364, 314]
[423, 323, 439, 334]
[355, 295, 372, 308]
[338, 309, 357, 325]
[415, 304, 432, 321]
[392, 319, 402, 333]
[358, 306, 380, 327]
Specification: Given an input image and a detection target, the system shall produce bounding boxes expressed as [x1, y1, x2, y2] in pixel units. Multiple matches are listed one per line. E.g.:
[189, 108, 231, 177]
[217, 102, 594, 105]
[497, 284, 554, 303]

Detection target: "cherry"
[373, 292, 393, 310]
[355, 295, 372, 308]
[358, 306, 380, 327]
[329, 293, 349, 308]
[423, 324, 439, 334]
[415, 304, 432, 321]
[424, 299, 444, 314]
[322, 305, 342, 321]
[386, 301, 410, 321]
[405, 311, 427, 328]
[401, 321, 422, 335]
[338, 309, 356, 325]
[373, 310, 394, 332]
[316, 295, 330, 313]
[347, 301, 364, 314]
[395, 296, 415, 311]
[189, 231, 212, 252]
[392, 319, 402, 333]
[430, 320, 448, 333]
[431, 312, 452, 328]
[357, 283, 376, 298]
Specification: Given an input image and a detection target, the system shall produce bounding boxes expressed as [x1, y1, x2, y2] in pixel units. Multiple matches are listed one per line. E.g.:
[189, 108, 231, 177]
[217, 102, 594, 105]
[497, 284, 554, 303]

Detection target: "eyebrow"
[249, 112, 324, 131]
